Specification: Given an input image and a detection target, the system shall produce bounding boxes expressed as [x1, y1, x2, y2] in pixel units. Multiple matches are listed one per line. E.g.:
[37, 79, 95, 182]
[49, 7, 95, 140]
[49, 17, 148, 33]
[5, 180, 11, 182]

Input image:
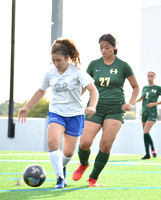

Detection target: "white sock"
[62, 153, 73, 168]
[49, 149, 64, 179]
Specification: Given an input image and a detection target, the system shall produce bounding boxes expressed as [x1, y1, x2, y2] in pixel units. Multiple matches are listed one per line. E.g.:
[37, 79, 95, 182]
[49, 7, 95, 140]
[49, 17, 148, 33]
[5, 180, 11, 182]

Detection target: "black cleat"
[141, 154, 150, 160]
[55, 176, 66, 189]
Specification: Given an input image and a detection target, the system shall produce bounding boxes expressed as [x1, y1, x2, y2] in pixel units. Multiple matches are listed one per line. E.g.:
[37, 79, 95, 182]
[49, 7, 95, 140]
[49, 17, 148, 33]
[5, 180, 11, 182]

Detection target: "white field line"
[109, 162, 161, 165]
[0, 154, 48, 156]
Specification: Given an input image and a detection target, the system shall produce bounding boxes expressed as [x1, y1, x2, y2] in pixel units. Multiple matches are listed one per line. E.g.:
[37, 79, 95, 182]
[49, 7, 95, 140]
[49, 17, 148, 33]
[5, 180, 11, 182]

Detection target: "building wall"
[0, 117, 48, 152]
[140, 1, 161, 88]
[1, 117, 161, 155]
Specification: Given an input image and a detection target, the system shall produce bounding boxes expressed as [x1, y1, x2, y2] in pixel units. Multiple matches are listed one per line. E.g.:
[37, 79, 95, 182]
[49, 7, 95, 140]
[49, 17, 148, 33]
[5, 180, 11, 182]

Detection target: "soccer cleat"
[87, 178, 99, 187]
[55, 176, 66, 189]
[72, 163, 90, 181]
[152, 150, 157, 158]
[141, 154, 150, 160]
[63, 167, 67, 187]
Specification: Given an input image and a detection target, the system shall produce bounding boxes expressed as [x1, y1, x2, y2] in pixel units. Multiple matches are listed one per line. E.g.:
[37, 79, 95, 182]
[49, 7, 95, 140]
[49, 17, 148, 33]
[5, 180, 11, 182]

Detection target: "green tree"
[0, 101, 9, 116]
[14, 97, 50, 118]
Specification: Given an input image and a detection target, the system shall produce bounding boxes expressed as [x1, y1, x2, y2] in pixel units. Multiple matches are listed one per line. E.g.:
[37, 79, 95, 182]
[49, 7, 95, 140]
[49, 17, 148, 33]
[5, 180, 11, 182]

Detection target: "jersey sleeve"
[124, 63, 134, 78]
[78, 69, 94, 88]
[40, 71, 50, 91]
[86, 61, 94, 77]
[157, 86, 161, 95]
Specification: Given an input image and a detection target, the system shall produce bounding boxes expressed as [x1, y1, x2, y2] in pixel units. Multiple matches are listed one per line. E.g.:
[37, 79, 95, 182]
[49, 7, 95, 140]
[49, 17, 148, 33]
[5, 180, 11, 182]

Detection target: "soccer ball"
[23, 164, 46, 187]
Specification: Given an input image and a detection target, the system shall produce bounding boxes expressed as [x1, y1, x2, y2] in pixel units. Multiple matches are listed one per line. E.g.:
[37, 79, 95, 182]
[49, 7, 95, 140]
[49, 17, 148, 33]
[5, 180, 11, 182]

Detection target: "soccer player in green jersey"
[136, 71, 161, 159]
[72, 34, 139, 187]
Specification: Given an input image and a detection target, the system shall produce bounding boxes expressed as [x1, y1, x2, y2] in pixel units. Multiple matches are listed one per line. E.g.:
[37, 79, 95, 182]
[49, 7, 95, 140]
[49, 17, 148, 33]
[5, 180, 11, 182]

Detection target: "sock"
[78, 146, 91, 166]
[90, 151, 110, 179]
[146, 133, 155, 151]
[49, 149, 64, 179]
[62, 153, 73, 167]
[144, 134, 150, 155]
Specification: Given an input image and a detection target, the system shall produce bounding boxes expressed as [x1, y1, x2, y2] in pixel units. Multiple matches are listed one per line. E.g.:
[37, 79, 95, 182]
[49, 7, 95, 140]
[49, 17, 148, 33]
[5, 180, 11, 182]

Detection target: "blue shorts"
[47, 112, 84, 137]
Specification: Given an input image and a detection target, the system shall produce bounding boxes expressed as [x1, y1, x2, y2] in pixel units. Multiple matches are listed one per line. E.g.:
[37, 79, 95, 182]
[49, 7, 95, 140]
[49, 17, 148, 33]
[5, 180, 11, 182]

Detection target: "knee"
[79, 138, 92, 151]
[64, 152, 74, 158]
[100, 140, 113, 153]
[48, 139, 59, 152]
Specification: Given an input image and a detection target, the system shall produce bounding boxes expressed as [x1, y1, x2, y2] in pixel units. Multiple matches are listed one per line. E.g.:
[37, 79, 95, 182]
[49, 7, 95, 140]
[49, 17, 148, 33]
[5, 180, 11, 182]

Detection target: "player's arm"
[135, 96, 143, 103]
[18, 89, 46, 123]
[122, 74, 139, 111]
[147, 101, 161, 108]
[84, 83, 99, 118]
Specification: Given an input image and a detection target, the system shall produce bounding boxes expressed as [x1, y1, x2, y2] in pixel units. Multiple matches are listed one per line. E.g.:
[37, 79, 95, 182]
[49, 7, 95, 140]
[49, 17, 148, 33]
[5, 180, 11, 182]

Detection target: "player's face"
[52, 53, 69, 73]
[100, 41, 115, 59]
[147, 72, 156, 84]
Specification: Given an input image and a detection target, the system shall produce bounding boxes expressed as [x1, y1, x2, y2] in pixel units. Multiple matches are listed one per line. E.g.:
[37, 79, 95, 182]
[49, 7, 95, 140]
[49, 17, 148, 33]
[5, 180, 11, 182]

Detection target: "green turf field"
[0, 151, 161, 200]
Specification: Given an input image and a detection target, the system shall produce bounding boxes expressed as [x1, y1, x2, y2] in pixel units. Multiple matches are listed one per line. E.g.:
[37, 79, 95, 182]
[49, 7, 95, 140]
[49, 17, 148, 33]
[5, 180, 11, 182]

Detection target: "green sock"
[78, 146, 91, 166]
[146, 133, 155, 151]
[90, 151, 110, 179]
[144, 134, 150, 155]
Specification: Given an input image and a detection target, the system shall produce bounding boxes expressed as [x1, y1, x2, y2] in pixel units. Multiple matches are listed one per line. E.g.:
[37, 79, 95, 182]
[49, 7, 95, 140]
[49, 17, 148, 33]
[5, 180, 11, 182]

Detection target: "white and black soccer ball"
[23, 164, 46, 187]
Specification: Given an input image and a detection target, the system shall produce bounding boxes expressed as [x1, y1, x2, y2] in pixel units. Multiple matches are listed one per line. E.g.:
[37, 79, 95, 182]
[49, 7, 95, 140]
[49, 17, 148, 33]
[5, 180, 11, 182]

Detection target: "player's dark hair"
[51, 39, 81, 67]
[99, 34, 118, 55]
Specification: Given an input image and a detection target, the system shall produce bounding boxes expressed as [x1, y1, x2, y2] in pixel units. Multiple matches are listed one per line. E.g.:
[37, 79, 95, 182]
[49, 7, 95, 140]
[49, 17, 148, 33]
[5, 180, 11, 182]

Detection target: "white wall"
[0, 117, 161, 155]
[0, 117, 48, 152]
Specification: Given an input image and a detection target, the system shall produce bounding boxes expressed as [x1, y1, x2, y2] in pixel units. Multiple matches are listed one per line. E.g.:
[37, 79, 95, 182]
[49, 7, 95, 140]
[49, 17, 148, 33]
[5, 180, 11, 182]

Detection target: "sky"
[0, 0, 142, 104]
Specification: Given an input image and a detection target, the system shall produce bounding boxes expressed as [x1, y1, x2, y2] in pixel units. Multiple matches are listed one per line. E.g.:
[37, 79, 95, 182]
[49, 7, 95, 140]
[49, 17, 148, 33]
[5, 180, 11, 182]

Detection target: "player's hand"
[18, 107, 29, 123]
[121, 103, 133, 111]
[85, 106, 96, 119]
[147, 102, 156, 108]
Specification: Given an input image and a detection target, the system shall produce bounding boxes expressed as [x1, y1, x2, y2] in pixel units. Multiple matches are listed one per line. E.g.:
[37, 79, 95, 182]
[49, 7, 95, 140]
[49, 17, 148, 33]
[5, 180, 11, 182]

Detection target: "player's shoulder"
[143, 85, 149, 88]
[143, 85, 150, 91]
[115, 57, 130, 67]
[154, 85, 161, 90]
[88, 58, 102, 69]
[46, 64, 56, 73]
[68, 63, 81, 72]
[90, 57, 102, 64]
[41, 65, 55, 79]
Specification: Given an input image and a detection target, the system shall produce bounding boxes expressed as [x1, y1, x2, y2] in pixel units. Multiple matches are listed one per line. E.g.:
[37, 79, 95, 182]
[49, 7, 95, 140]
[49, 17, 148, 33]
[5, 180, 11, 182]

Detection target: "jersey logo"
[110, 69, 118, 74]
[151, 89, 156, 93]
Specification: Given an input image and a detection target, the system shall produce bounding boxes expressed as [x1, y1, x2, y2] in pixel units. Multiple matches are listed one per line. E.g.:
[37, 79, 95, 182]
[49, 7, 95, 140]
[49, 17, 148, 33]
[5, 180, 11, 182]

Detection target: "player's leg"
[88, 118, 122, 187]
[72, 121, 102, 181]
[62, 133, 79, 186]
[47, 122, 66, 188]
[141, 122, 150, 159]
[62, 115, 84, 185]
[143, 120, 156, 159]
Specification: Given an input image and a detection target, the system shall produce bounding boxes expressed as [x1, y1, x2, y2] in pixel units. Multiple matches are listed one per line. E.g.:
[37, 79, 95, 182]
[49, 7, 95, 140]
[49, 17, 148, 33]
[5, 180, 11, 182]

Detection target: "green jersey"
[142, 85, 161, 114]
[87, 56, 134, 105]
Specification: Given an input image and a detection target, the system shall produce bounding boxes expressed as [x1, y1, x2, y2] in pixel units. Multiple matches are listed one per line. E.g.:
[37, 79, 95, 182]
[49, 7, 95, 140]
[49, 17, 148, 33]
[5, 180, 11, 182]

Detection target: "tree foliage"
[0, 98, 50, 118]
[14, 98, 50, 118]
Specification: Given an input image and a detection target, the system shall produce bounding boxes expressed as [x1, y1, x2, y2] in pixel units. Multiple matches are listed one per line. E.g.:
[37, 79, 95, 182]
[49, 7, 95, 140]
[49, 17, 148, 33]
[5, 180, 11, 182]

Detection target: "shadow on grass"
[0, 185, 90, 200]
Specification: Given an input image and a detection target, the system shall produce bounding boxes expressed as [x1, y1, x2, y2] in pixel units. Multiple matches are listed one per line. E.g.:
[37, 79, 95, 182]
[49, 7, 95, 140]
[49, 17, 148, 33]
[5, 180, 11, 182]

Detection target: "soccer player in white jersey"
[18, 39, 99, 189]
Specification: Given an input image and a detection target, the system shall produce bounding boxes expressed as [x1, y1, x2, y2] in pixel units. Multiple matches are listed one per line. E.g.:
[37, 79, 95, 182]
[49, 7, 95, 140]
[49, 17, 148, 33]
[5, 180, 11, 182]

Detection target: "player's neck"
[103, 55, 116, 65]
[148, 82, 154, 87]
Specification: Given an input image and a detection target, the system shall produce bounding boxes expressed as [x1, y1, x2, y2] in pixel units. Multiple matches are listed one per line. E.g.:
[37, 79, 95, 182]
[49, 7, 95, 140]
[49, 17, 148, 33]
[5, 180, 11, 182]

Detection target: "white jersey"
[40, 63, 94, 117]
